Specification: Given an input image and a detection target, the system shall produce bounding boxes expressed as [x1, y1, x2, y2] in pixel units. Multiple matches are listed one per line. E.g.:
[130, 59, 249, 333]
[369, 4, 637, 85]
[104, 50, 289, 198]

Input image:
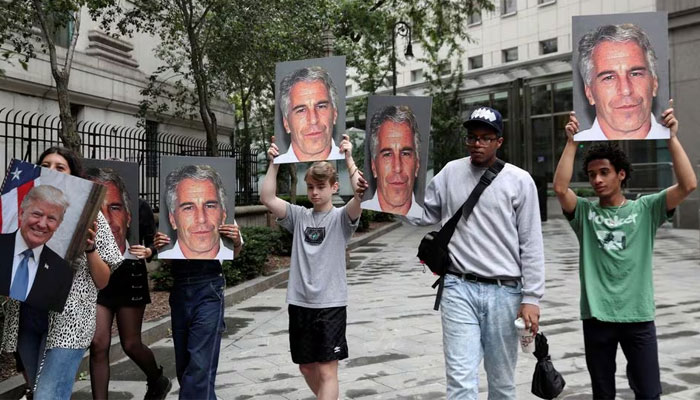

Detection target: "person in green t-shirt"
[553, 101, 697, 399]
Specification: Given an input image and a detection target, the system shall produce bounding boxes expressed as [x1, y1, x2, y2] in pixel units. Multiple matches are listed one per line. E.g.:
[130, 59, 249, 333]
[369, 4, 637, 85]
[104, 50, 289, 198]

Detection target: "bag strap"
[436, 158, 506, 246]
[431, 158, 506, 311]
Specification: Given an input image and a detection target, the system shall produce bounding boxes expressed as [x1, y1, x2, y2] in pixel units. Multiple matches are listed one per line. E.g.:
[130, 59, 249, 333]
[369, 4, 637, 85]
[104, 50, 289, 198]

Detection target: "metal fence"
[0, 108, 259, 209]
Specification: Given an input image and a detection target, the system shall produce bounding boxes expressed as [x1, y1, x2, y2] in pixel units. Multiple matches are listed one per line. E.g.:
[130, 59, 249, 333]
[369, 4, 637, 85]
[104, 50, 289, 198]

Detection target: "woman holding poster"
[1, 147, 123, 400]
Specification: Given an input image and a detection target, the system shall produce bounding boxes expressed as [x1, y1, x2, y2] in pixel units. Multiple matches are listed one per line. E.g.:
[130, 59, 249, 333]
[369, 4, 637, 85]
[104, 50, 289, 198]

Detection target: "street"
[72, 219, 700, 399]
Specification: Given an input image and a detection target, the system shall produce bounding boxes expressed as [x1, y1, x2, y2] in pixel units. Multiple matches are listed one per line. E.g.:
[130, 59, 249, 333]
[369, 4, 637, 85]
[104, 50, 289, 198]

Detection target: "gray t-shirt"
[277, 203, 359, 308]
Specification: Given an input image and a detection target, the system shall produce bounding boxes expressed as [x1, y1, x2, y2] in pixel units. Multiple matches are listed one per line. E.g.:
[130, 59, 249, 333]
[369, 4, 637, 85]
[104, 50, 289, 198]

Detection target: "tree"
[413, 0, 494, 172]
[208, 0, 335, 201]
[0, 1, 116, 152]
[334, 0, 494, 171]
[99, 1, 234, 156]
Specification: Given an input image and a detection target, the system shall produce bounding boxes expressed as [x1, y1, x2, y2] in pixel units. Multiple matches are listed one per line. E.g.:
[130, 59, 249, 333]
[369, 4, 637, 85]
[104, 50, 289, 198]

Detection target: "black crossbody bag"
[417, 159, 506, 310]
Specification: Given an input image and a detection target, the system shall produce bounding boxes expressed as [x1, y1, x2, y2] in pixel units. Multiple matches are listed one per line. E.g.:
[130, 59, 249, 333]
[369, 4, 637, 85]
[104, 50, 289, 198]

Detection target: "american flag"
[0, 159, 42, 233]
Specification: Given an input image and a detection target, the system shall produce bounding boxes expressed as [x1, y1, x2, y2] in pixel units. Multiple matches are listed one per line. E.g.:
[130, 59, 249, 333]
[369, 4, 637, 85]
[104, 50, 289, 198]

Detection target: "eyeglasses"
[466, 135, 499, 145]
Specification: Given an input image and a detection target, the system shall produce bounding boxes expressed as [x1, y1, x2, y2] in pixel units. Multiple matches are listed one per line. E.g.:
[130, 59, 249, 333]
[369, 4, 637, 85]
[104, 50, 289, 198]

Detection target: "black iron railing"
[0, 108, 259, 209]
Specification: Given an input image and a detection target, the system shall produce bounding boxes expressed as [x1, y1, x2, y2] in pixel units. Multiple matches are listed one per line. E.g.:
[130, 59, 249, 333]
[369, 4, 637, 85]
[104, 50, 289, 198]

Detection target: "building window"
[468, 55, 483, 70]
[501, 0, 517, 16]
[502, 47, 518, 63]
[411, 69, 423, 82]
[51, 17, 74, 48]
[538, 0, 556, 5]
[468, 12, 482, 26]
[540, 38, 558, 55]
[437, 61, 451, 76]
[345, 85, 353, 96]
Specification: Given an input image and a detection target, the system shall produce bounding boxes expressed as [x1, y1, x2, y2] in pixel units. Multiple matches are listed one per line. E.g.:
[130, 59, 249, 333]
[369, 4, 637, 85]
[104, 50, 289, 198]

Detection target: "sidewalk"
[71, 219, 700, 399]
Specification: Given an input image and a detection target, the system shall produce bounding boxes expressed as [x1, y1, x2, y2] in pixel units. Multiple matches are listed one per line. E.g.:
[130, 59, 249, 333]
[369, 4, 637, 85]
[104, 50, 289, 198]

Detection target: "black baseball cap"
[463, 106, 504, 136]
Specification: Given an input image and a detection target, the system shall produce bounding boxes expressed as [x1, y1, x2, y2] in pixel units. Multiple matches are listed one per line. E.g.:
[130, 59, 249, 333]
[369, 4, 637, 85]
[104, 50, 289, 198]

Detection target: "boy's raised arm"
[339, 134, 368, 221]
[260, 138, 289, 220]
[662, 101, 697, 211]
[553, 111, 580, 214]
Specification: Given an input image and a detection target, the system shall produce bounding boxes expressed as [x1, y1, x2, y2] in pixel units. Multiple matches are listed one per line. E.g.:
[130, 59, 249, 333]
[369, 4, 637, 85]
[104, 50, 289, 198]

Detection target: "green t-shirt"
[568, 190, 672, 322]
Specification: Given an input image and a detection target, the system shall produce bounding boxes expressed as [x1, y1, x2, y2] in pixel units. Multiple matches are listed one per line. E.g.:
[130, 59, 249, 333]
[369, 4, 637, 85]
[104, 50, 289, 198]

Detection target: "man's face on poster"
[101, 182, 130, 250]
[19, 199, 64, 249]
[584, 40, 658, 137]
[168, 178, 226, 258]
[371, 120, 419, 214]
[283, 79, 337, 161]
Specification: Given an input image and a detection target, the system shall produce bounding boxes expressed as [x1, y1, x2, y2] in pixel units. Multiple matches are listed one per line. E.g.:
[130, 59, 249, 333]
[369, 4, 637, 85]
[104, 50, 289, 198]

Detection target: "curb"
[0, 220, 402, 398]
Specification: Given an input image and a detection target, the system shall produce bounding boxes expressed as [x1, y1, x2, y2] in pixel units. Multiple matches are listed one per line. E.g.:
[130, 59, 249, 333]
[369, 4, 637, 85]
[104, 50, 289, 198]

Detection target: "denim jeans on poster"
[169, 274, 226, 400]
[440, 274, 522, 399]
[17, 302, 48, 390]
[33, 347, 86, 400]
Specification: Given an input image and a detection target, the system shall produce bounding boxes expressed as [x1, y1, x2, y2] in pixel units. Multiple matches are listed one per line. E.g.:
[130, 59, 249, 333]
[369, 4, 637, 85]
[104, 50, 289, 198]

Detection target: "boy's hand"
[565, 111, 579, 140]
[340, 133, 352, 158]
[354, 175, 369, 199]
[661, 99, 678, 138]
[267, 136, 279, 162]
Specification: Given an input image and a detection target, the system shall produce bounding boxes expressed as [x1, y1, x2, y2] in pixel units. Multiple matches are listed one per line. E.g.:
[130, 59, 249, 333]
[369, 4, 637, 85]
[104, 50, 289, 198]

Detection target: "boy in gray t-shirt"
[261, 134, 366, 399]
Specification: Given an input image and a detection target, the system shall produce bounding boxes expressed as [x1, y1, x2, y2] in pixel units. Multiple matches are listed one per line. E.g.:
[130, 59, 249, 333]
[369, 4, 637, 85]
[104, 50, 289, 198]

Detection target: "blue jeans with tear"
[440, 274, 522, 399]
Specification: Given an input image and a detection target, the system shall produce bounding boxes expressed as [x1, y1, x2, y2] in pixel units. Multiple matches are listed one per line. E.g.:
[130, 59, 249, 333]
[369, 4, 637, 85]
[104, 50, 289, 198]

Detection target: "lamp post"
[391, 20, 414, 96]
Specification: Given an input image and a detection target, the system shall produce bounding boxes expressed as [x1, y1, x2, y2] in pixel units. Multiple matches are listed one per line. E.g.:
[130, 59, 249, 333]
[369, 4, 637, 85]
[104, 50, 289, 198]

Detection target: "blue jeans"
[441, 274, 522, 399]
[169, 274, 226, 400]
[33, 347, 86, 400]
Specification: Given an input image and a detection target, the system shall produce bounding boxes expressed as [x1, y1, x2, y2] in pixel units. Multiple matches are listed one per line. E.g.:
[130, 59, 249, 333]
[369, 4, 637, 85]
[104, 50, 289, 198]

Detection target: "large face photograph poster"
[360, 96, 432, 219]
[158, 156, 236, 261]
[273, 56, 346, 164]
[83, 159, 140, 258]
[572, 12, 670, 141]
[0, 160, 105, 312]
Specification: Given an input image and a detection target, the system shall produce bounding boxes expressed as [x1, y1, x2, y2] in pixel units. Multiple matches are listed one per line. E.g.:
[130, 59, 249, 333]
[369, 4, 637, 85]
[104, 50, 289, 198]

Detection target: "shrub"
[357, 210, 395, 232]
[150, 262, 174, 291]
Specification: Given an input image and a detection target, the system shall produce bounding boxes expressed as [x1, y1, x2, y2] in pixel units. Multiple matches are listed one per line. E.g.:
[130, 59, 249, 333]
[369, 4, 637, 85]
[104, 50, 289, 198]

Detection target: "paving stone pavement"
[71, 219, 700, 399]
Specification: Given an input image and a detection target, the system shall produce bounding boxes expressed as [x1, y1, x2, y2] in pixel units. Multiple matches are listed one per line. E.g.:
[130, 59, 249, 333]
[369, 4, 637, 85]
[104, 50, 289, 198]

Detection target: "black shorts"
[288, 304, 348, 365]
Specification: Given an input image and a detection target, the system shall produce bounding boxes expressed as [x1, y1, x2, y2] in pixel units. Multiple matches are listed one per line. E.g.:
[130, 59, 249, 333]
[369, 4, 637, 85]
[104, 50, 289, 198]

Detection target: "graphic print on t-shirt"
[595, 230, 626, 251]
[304, 227, 325, 245]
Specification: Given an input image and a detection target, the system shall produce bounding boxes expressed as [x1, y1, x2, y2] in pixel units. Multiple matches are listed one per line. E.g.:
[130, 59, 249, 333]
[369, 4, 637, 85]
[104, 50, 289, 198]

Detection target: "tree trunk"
[184, 5, 218, 157]
[240, 96, 251, 199]
[54, 75, 80, 152]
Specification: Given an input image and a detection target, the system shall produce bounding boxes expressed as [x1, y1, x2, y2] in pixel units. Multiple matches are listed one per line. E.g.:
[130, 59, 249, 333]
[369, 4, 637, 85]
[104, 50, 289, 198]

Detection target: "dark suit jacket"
[0, 232, 74, 313]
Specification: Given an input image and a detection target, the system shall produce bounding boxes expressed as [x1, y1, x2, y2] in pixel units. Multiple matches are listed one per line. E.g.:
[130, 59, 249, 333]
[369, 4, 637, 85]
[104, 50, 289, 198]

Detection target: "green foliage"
[0, 0, 118, 151]
[357, 209, 394, 232]
[334, 0, 495, 172]
[150, 262, 174, 292]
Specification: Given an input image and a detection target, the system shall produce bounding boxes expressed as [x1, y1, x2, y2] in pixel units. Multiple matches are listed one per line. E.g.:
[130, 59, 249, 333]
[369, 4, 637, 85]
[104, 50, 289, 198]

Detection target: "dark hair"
[38, 146, 84, 178]
[582, 143, 632, 187]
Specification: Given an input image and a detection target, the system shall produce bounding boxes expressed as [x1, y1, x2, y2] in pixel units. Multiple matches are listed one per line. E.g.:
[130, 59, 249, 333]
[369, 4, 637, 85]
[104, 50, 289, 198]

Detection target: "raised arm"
[663, 101, 698, 211]
[552, 111, 580, 214]
[339, 133, 368, 221]
[260, 138, 289, 219]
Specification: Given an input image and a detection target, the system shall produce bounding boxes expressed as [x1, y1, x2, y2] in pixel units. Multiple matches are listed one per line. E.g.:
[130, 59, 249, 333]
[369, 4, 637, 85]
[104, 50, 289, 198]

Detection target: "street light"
[391, 20, 413, 96]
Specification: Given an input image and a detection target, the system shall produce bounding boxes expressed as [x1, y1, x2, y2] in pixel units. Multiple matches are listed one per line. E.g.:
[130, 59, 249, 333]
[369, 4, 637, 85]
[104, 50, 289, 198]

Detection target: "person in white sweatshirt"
[405, 106, 545, 400]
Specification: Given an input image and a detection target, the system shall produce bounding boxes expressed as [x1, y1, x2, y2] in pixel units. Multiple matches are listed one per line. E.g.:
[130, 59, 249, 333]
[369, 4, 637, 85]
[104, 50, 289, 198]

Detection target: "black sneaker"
[144, 369, 172, 400]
